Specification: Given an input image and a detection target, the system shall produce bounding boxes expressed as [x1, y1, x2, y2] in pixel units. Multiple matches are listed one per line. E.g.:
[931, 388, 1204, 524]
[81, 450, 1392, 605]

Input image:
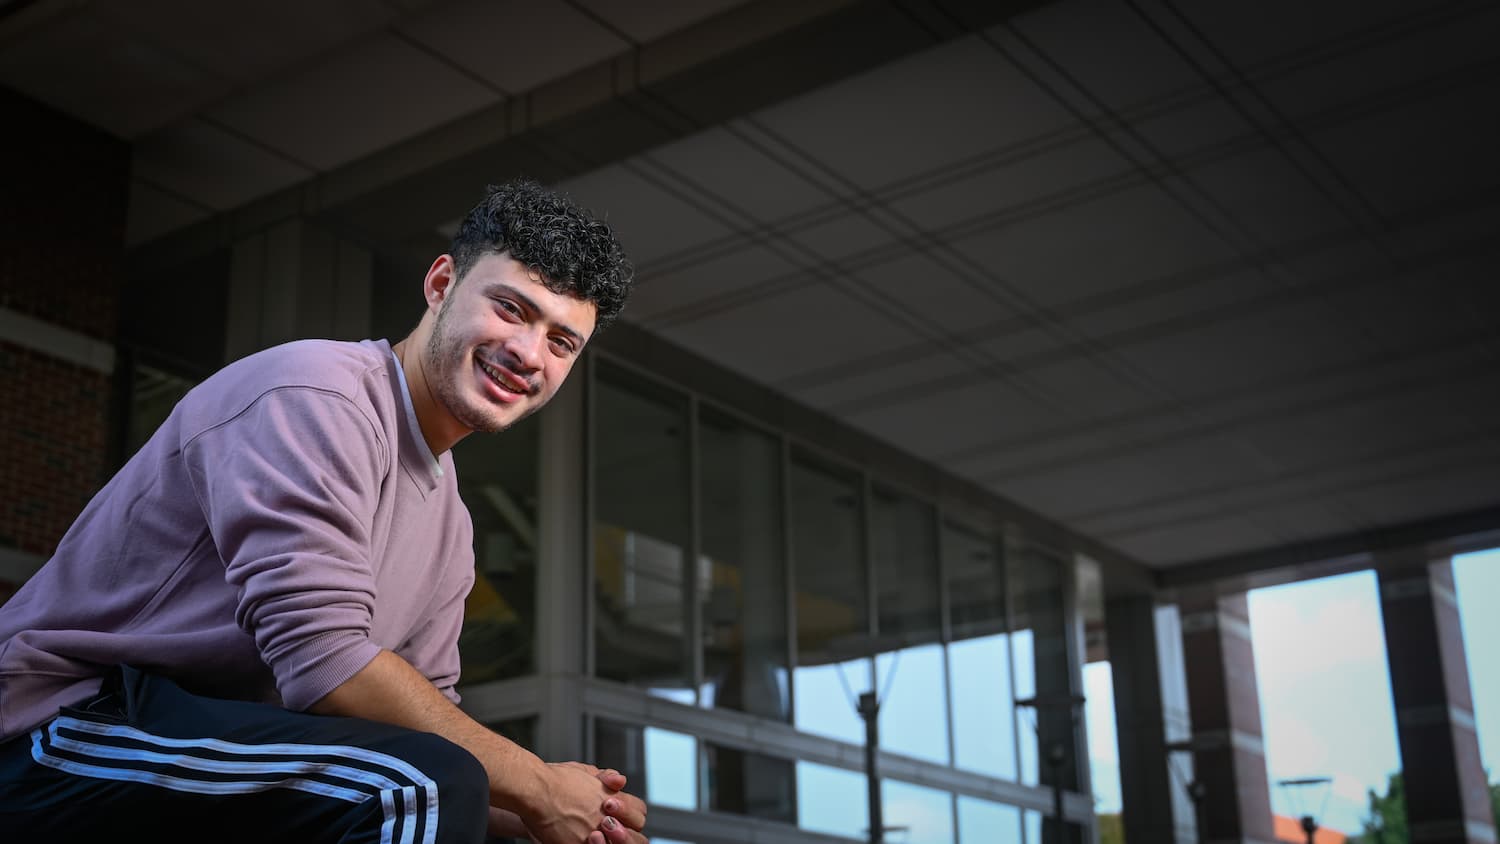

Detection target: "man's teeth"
[480, 361, 520, 393]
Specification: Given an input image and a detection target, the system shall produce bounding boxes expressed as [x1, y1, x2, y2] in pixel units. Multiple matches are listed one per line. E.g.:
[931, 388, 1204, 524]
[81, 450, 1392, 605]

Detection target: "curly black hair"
[450, 179, 633, 331]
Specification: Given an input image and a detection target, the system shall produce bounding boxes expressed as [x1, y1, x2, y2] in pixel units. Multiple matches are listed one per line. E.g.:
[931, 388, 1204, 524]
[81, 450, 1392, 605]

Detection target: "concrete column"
[225, 218, 372, 361]
[1179, 592, 1276, 844]
[1107, 596, 1196, 844]
[533, 370, 588, 762]
[1377, 552, 1496, 844]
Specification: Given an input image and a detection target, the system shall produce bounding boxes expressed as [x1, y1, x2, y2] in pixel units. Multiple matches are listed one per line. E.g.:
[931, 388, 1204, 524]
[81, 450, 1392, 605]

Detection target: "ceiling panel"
[1246, 3, 1499, 122]
[993, 434, 1279, 519]
[779, 212, 904, 270]
[656, 280, 928, 388]
[125, 181, 212, 247]
[0, 11, 221, 138]
[1175, 145, 1361, 252]
[1111, 513, 1283, 566]
[643, 126, 832, 223]
[399, 0, 625, 94]
[880, 133, 1125, 237]
[575, 0, 749, 43]
[563, 162, 738, 268]
[132, 119, 313, 211]
[1333, 454, 1500, 529]
[752, 36, 1077, 191]
[116, 0, 405, 86]
[206, 34, 499, 170]
[945, 183, 1243, 309]
[850, 374, 1104, 464]
[1173, 0, 1440, 70]
[783, 349, 991, 419]
[1007, 0, 1195, 111]
[1302, 81, 1500, 222]
[628, 244, 800, 325]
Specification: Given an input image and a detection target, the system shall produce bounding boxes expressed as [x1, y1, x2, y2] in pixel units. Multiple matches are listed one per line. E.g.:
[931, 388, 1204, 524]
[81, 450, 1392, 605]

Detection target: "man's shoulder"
[176, 339, 398, 438]
[215, 339, 393, 404]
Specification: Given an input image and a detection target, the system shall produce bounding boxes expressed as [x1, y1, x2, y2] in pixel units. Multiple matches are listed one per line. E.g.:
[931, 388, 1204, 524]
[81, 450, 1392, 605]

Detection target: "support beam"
[1377, 551, 1496, 844]
[1179, 593, 1276, 844]
[1107, 596, 1196, 844]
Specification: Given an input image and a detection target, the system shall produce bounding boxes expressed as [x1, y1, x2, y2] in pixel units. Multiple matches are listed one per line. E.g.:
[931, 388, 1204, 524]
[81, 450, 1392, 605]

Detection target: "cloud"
[1249, 574, 1388, 688]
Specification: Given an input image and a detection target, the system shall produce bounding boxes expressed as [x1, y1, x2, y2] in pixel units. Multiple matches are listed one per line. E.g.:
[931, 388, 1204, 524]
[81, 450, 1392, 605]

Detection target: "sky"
[1248, 548, 1500, 834]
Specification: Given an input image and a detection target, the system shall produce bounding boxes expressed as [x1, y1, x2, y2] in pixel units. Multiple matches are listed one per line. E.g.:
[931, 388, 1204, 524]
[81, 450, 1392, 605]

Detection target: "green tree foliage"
[1353, 773, 1406, 844]
[1096, 812, 1124, 844]
[1351, 772, 1500, 844]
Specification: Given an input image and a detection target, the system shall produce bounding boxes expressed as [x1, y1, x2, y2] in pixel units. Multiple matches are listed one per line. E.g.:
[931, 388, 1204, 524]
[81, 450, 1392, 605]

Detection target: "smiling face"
[420, 251, 597, 439]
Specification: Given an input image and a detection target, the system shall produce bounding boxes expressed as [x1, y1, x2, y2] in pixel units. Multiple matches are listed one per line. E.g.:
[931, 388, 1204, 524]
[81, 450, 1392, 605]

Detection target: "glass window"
[126, 362, 196, 458]
[698, 406, 789, 722]
[455, 413, 540, 684]
[871, 487, 949, 764]
[872, 487, 941, 642]
[1010, 543, 1077, 792]
[1021, 811, 1084, 844]
[883, 779, 954, 844]
[488, 717, 537, 753]
[1024, 810, 1042, 844]
[1077, 556, 1124, 835]
[956, 795, 1023, 844]
[790, 452, 870, 744]
[645, 727, 699, 810]
[705, 743, 796, 823]
[594, 720, 698, 812]
[593, 363, 692, 698]
[945, 520, 1018, 780]
[876, 644, 949, 764]
[795, 761, 868, 840]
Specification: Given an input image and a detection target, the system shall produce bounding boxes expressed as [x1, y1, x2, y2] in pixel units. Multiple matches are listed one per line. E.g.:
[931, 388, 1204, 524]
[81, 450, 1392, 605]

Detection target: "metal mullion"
[1003, 524, 1028, 797]
[781, 434, 798, 727]
[583, 351, 598, 761]
[687, 394, 703, 711]
[861, 471, 878, 695]
[935, 507, 958, 773]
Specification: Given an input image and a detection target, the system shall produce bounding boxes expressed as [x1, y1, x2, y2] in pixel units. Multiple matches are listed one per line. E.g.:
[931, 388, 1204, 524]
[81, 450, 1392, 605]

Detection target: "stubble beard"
[425, 305, 517, 435]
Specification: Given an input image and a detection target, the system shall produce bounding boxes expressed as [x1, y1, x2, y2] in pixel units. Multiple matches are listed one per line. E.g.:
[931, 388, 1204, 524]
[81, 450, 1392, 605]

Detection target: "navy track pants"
[0, 666, 492, 843]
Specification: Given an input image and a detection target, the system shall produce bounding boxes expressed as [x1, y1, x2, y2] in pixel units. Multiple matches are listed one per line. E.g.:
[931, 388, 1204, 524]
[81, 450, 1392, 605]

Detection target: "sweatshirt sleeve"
[398, 561, 474, 705]
[182, 386, 388, 712]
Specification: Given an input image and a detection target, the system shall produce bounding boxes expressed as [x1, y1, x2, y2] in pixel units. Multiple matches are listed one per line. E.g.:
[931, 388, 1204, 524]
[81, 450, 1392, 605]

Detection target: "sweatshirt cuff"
[275, 632, 383, 712]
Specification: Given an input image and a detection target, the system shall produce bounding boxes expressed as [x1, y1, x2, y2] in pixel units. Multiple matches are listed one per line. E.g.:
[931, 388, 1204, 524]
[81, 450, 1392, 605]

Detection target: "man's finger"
[601, 793, 647, 830]
[600, 816, 649, 844]
[595, 768, 626, 791]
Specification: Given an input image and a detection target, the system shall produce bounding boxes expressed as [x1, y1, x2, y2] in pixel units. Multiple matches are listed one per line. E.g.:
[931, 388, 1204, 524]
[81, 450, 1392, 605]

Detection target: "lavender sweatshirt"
[0, 339, 475, 741]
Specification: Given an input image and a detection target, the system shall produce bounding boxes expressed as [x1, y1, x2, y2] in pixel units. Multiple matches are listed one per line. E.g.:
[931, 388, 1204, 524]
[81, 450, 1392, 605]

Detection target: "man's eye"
[496, 299, 522, 317]
[550, 336, 575, 355]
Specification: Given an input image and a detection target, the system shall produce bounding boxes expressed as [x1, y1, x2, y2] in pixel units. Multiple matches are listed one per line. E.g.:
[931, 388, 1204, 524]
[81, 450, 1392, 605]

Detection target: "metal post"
[1048, 742, 1066, 844]
[859, 690, 883, 844]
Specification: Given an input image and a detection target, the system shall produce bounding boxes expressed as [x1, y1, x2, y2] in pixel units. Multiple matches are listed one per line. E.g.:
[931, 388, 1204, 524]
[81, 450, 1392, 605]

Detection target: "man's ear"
[423, 255, 457, 313]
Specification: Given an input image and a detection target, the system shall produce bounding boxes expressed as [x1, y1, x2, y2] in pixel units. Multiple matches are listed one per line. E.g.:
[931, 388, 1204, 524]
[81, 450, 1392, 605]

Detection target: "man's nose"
[505, 327, 545, 372]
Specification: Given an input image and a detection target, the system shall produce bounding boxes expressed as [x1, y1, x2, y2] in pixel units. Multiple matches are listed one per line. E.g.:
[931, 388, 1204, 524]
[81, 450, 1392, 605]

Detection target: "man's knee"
[398, 731, 489, 840]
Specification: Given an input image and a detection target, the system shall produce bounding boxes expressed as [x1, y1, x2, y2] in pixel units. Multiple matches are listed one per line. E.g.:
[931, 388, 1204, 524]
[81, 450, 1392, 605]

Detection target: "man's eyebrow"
[487, 282, 588, 345]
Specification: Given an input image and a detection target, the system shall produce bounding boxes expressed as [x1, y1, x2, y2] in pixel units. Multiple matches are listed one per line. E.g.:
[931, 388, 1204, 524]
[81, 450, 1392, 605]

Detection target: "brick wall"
[0, 86, 129, 580]
[0, 340, 112, 555]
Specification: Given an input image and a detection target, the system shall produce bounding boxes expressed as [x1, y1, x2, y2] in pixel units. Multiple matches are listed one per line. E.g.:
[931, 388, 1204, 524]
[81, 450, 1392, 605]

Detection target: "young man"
[0, 181, 648, 844]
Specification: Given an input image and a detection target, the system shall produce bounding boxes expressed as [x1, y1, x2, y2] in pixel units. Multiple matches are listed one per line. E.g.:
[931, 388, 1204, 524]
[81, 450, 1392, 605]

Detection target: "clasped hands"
[492, 761, 648, 844]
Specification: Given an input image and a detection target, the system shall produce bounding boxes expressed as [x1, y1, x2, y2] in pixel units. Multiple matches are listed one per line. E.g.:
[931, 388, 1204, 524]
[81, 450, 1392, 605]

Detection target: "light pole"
[858, 690, 884, 844]
[1016, 693, 1086, 843]
[1277, 776, 1332, 844]
[1165, 739, 1207, 844]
